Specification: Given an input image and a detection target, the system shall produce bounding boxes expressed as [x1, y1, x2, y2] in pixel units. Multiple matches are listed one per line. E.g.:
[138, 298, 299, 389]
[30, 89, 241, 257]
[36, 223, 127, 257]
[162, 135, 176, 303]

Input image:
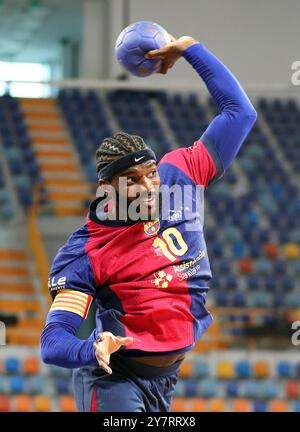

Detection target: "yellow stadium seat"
[179, 360, 192, 378]
[283, 243, 300, 260]
[59, 396, 77, 412]
[190, 398, 207, 412]
[14, 395, 33, 412]
[269, 400, 289, 412]
[34, 395, 52, 412]
[232, 398, 251, 412]
[253, 360, 270, 378]
[216, 360, 235, 379]
[171, 397, 189, 412]
[209, 398, 226, 412]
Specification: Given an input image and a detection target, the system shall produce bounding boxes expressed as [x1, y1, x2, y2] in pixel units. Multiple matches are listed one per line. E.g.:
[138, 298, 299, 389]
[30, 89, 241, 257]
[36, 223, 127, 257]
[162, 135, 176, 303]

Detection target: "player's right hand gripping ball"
[115, 21, 171, 77]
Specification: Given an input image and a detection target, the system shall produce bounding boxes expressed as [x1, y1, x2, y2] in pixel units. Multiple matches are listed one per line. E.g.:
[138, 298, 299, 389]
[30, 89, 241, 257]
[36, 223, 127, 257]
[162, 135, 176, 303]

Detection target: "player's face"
[112, 161, 160, 219]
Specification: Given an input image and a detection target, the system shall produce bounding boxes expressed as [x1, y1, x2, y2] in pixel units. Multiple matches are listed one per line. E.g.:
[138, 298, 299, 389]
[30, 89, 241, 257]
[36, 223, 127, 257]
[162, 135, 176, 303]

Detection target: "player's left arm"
[147, 36, 257, 187]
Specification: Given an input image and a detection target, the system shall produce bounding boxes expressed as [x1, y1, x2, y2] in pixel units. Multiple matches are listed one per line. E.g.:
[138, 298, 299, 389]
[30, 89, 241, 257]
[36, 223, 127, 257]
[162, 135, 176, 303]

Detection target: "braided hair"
[96, 132, 148, 176]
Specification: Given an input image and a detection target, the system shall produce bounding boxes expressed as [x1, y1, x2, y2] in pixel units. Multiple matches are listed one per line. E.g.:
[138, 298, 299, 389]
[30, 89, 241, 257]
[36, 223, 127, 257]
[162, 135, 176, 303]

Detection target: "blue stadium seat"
[243, 380, 259, 398]
[293, 260, 300, 275]
[0, 376, 6, 393]
[215, 291, 229, 307]
[219, 259, 231, 274]
[5, 357, 21, 374]
[193, 360, 209, 378]
[232, 241, 247, 258]
[245, 210, 260, 227]
[277, 361, 292, 379]
[54, 377, 70, 395]
[173, 380, 185, 396]
[272, 293, 285, 308]
[223, 275, 238, 291]
[235, 361, 251, 379]
[199, 378, 218, 398]
[264, 276, 277, 292]
[246, 275, 260, 290]
[285, 292, 300, 308]
[273, 260, 287, 275]
[10, 376, 25, 394]
[259, 380, 278, 399]
[27, 376, 45, 395]
[184, 378, 199, 397]
[211, 241, 223, 258]
[279, 275, 295, 292]
[254, 257, 272, 275]
[253, 400, 268, 412]
[0, 189, 10, 204]
[252, 292, 272, 308]
[232, 292, 247, 308]
[225, 381, 239, 398]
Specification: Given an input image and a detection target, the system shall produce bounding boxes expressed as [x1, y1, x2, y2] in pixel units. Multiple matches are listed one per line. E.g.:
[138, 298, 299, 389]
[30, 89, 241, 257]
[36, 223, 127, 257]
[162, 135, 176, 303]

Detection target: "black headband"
[97, 148, 157, 180]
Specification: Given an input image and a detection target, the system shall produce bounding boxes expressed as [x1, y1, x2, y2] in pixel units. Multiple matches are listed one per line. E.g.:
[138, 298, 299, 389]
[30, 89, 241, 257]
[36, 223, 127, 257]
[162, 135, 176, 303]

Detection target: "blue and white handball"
[115, 21, 171, 77]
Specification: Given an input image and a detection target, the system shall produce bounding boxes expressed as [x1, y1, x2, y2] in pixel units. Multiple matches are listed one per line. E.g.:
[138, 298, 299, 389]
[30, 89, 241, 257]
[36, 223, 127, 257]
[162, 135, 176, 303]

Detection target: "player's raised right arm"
[147, 36, 257, 185]
[181, 42, 257, 176]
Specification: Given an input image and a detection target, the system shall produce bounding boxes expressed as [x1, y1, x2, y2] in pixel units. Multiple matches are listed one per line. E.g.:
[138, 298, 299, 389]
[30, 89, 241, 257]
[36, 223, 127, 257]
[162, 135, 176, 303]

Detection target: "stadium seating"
[232, 398, 251, 412]
[209, 398, 226, 412]
[216, 360, 235, 380]
[171, 397, 188, 412]
[286, 381, 299, 399]
[4, 357, 21, 375]
[34, 395, 52, 412]
[59, 396, 77, 412]
[14, 395, 33, 412]
[179, 360, 193, 378]
[253, 361, 270, 379]
[23, 357, 40, 375]
[277, 361, 292, 379]
[269, 400, 289, 412]
[0, 395, 10, 412]
[190, 398, 207, 412]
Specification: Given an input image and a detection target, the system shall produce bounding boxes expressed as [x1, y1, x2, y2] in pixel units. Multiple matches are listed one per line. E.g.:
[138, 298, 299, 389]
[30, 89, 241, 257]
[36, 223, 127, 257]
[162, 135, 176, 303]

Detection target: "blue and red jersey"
[49, 138, 224, 355]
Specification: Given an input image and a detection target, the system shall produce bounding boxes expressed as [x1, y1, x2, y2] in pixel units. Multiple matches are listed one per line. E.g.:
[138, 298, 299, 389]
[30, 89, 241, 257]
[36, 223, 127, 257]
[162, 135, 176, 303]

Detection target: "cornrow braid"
[96, 132, 148, 174]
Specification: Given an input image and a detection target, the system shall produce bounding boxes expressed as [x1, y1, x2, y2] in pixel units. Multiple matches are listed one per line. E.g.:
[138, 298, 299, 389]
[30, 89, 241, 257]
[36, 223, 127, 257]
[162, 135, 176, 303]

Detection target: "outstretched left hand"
[93, 331, 134, 374]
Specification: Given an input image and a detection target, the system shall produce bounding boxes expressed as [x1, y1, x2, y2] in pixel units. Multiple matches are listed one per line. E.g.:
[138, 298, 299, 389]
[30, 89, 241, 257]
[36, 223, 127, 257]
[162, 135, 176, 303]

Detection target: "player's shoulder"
[157, 139, 214, 186]
[51, 223, 90, 273]
[158, 139, 206, 166]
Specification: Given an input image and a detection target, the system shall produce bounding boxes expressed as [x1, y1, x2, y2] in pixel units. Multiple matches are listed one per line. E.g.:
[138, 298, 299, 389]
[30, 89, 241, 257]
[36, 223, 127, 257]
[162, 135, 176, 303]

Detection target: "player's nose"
[141, 176, 153, 192]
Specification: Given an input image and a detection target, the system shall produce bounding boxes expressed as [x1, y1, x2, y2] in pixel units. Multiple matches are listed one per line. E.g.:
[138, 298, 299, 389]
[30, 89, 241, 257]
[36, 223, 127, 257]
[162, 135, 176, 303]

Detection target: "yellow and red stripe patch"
[50, 289, 93, 319]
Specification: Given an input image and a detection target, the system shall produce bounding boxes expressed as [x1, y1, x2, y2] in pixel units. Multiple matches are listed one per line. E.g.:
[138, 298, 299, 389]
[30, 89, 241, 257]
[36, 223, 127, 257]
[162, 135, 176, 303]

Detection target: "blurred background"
[0, 0, 300, 413]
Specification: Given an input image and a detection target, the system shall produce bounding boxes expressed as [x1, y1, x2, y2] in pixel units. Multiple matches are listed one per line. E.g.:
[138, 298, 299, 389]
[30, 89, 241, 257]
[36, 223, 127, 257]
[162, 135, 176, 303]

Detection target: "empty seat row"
[180, 359, 300, 379]
[0, 394, 76, 412]
[171, 397, 297, 412]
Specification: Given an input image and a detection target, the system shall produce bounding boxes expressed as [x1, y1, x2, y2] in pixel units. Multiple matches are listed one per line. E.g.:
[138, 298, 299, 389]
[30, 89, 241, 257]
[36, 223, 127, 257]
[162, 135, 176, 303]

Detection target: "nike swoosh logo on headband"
[134, 156, 145, 162]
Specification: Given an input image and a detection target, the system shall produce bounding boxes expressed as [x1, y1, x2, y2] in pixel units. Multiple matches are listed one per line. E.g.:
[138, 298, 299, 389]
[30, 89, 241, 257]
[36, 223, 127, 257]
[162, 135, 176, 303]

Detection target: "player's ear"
[98, 180, 110, 196]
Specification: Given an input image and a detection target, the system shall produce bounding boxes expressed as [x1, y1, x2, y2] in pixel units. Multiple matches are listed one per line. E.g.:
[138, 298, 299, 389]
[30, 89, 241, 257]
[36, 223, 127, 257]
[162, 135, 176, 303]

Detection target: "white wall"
[109, 0, 300, 91]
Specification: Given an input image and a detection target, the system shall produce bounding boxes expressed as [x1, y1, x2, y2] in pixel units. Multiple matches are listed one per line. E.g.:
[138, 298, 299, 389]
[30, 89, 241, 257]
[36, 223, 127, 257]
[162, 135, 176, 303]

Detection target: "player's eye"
[148, 170, 157, 178]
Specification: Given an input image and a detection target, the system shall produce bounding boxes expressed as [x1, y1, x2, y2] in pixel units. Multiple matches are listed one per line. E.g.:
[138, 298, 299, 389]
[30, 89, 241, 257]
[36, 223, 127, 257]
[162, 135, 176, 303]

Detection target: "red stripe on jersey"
[158, 140, 217, 187]
[83, 295, 93, 319]
[91, 386, 98, 412]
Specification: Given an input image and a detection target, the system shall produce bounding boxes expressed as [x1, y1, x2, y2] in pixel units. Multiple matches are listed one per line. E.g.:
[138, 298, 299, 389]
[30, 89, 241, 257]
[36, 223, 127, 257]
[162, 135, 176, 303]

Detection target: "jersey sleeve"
[48, 289, 93, 320]
[48, 249, 95, 319]
[159, 134, 224, 188]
